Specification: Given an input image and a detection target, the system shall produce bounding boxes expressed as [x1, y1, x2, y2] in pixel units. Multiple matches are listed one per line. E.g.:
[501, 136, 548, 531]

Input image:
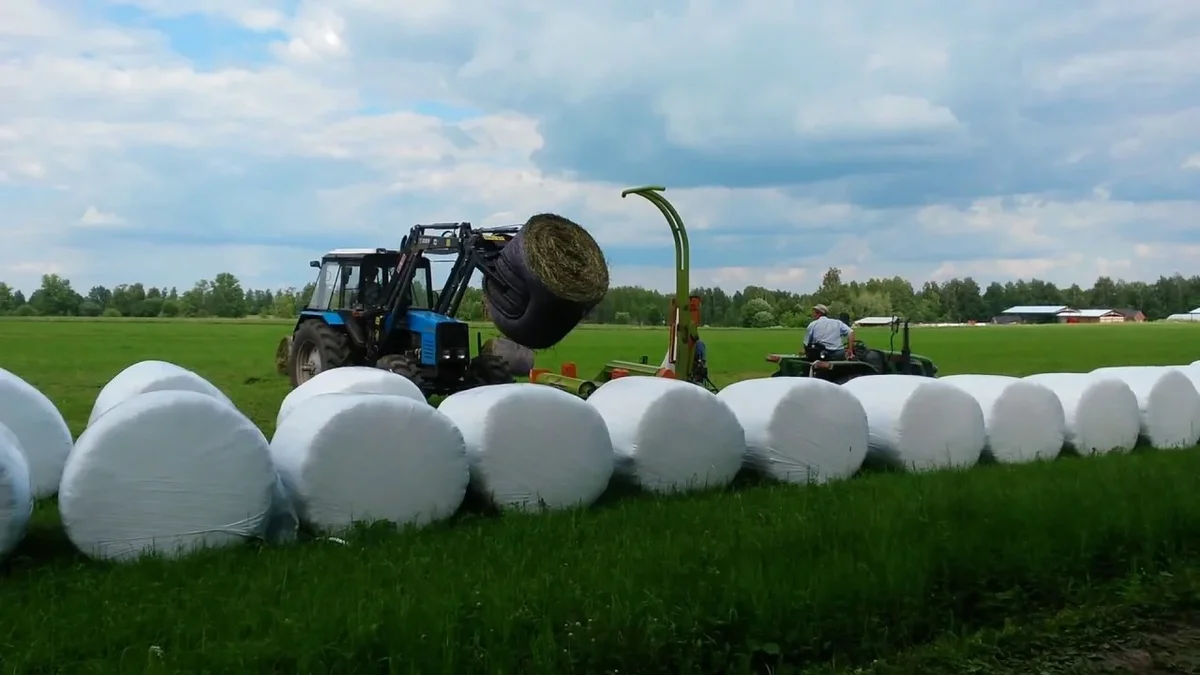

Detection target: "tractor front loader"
[274, 223, 525, 399]
[529, 185, 718, 399]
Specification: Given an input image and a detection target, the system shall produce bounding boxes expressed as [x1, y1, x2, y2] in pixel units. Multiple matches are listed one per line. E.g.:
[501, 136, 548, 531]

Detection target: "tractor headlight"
[441, 349, 452, 361]
[456, 348, 468, 360]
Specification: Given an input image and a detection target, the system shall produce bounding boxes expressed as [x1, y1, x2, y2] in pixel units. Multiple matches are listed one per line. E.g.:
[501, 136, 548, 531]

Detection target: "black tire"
[289, 321, 351, 388]
[831, 372, 862, 385]
[376, 353, 426, 391]
[469, 354, 514, 386]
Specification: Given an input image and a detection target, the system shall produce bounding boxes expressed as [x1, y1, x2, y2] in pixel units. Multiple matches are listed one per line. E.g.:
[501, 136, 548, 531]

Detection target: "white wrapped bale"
[589, 377, 744, 493]
[1023, 373, 1140, 455]
[716, 377, 868, 484]
[60, 390, 279, 561]
[1089, 366, 1200, 449]
[270, 393, 469, 533]
[437, 383, 613, 511]
[841, 375, 986, 471]
[0, 367, 74, 498]
[939, 374, 1066, 463]
[0, 423, 33, 556]
[277, 367, 424, 428]
[89, 360, 233, 426]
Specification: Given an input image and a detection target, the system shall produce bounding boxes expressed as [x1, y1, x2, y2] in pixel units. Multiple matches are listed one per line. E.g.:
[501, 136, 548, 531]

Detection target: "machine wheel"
[288, 321, 350, 388]
[469, 354, 514, 386]
[376, 354, 426, 390]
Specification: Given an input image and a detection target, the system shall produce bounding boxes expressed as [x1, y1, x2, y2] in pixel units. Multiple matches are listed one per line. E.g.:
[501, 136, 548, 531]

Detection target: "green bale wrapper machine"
[529, 186, 718, 399]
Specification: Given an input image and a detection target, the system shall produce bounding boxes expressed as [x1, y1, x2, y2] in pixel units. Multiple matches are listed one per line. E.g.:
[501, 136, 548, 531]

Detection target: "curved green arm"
[621, 185, 695, 380]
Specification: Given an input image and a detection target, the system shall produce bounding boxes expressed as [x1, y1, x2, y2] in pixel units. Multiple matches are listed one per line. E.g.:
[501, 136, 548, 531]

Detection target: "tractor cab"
[767, 318, 939, 384]
[305, 249, 433, 315]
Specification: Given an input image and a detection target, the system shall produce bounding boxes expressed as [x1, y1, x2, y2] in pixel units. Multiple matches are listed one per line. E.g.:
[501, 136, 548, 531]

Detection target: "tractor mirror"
[309, 260, 320, 268]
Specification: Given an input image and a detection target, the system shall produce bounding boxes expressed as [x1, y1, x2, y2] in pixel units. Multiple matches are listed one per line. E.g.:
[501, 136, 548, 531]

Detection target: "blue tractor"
[275, 222, 523, 397]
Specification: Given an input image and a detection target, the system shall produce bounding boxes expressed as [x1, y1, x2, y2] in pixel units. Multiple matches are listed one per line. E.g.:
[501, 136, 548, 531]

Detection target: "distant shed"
[1057, 308, 1124, 324]
[998, 305, 1073, 325]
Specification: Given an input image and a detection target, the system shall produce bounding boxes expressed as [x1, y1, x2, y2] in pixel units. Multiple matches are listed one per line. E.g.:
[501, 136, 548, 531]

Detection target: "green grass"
[4, 319, 1200, 673]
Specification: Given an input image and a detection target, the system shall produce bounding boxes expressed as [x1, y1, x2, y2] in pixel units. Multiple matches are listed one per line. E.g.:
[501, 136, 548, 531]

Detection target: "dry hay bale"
[1089, 366, 1200, 449]
[717, 377, 868, 484]
[1023, 373, 1140, 455]
[0, 367, 74, 498]
[60, 390, 281, 562]
[841, 375, 986, 472]
[484, 213, 609, 349]
[436, 383, 614, 511]
[0, 423, 33, 557]
[89, 360, 233, 427]
[277, 366, 424, 428]
[939, 374, 1066, 463]
[270, 393, 469, 534]
[588, 377, 744, 493]
[479, 337, 535, 377]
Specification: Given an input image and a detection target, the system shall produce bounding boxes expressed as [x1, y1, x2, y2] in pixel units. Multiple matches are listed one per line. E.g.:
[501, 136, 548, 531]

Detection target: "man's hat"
[812, 304, 829, 315]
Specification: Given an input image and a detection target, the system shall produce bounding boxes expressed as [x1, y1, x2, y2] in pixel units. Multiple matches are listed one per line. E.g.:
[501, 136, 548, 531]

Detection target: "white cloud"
[0, 0, 1198, 297]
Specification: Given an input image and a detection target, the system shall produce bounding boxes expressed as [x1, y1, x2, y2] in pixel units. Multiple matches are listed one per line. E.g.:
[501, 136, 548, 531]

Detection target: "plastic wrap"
[88, 360, 234, 427]
[1023, 373, 1140, 455]
[1090, 366, 1200, 449]
[270, 393, 468, 533]
[277, 366, 424, 428]
[717, 377, 868, 484]
[939, 374, 1066, 462]
[0, 367, 74, 497]
[588, 377, 744, 493]
[841, 375, 986, 471]
[0, 423, 33, 556]
[437, 383, 613, 511]
[60, 390, 278, 561]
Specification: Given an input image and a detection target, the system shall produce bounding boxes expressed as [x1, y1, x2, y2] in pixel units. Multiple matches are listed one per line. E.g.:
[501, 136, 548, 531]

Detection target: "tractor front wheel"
[288, 321, 350, 388]
[469, 354, 514, 386]
[376, 354, 426, 391]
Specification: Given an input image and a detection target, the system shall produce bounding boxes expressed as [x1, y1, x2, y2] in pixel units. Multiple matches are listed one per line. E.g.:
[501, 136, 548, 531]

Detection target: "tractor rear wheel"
[469, 354, 514, 386]
[288, 321, 350, 388]
[376, 354, 426, 391]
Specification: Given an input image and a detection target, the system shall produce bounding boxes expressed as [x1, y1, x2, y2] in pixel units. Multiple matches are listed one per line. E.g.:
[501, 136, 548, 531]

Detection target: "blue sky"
[2, 0, 1199, 295]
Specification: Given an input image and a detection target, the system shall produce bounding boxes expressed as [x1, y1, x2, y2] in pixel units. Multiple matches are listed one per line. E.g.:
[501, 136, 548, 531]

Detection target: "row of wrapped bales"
[8, 361, 1200, 563]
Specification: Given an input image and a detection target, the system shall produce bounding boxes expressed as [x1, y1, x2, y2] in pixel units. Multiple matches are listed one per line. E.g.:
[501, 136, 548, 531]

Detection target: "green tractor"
[528, 185, 718, 399]
[766, 318, 939, 384]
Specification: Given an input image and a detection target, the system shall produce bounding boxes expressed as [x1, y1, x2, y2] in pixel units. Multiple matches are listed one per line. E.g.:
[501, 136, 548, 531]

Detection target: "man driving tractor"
[804, 304, 856, 361]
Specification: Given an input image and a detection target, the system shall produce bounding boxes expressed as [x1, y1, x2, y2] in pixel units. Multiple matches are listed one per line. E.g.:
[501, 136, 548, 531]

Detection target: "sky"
[2, 0, 1200, 296]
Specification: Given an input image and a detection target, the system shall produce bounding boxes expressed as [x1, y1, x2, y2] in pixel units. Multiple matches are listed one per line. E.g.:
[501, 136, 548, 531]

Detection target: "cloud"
[1, 0, 1199, 297]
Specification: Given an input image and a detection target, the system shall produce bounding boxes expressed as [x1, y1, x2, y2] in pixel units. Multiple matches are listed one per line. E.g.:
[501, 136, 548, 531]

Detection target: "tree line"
[0, 268, 1197, 327]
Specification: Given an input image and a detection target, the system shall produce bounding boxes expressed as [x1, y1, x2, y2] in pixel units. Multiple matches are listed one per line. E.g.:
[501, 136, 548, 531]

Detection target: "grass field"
[5, 319, 1200, 674]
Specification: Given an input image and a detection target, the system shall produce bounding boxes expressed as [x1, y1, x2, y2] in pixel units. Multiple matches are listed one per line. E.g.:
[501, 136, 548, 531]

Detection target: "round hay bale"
[270, 393, 469, 534]
[484, 213, 609, 349]
[1089, 366, 1200, 449]
[277, 366, 424, 429]
[0, 367, 75, 498]
[717, 377, 868, 484]
[60, 390, 278, 561]
[480, 337, 535, 378]
[89, 360, 233, 427]
[436, 383, 614, 511]
[589, 377, 744, 493]
[939, 374, 1066, 463]
[0, 423, 33, 557]
[1023, 373, 1140, 455]
[841, 375, 986, 471]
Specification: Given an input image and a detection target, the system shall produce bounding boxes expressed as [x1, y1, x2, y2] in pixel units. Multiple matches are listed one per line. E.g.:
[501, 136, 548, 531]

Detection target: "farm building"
[1114, 308, 1145, 322]
[1056, 309, 1125, 324]
[997, 305, 1074, 324]
[853, 316, 898, 327]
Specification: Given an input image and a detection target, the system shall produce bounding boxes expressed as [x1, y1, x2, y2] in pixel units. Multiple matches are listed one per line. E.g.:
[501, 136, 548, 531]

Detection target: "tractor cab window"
[309, 261, 339, 310]
[408, 261, 435, 309]
[331, 263, 361, 310]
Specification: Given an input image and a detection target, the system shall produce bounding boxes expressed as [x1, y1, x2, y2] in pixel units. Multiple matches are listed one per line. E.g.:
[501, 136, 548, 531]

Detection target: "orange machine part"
[610, 368, 630, 379]
[560, 362, 578, 378]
